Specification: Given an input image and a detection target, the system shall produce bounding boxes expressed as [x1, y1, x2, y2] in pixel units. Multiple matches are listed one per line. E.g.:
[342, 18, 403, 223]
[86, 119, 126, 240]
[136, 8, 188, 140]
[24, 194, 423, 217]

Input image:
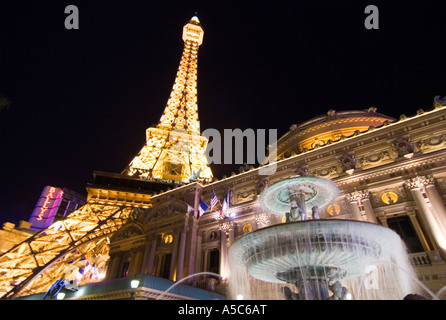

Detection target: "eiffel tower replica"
[0, 16, 213, 299]
[122, 15, 212, 184]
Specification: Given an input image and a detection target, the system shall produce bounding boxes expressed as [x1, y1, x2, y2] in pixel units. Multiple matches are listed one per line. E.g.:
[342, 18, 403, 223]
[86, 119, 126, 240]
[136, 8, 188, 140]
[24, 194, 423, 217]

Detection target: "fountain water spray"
[228, 176, 421, 300]
[156, 272, 222, 300]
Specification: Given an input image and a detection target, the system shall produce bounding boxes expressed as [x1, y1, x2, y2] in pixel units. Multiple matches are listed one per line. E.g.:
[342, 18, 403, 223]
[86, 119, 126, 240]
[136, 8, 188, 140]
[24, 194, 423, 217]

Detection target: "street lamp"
[130, 279, 140, 300]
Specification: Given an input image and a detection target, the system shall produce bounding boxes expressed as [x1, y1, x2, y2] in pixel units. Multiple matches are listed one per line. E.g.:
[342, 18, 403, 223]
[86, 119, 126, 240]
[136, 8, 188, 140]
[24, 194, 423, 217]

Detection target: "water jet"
[228, 176, 418, 300]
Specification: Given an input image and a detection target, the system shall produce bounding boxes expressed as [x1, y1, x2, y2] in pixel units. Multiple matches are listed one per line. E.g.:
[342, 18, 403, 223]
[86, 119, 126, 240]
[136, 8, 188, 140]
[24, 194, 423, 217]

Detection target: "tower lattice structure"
[123, 16, 213, 184]
[0, 16, 212, 299]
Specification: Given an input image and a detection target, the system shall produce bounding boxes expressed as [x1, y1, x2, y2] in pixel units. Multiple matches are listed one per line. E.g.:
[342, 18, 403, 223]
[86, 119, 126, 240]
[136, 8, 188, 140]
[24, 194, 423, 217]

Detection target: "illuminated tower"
[124, 16, 213, 184]
[0, 16, 211, 300]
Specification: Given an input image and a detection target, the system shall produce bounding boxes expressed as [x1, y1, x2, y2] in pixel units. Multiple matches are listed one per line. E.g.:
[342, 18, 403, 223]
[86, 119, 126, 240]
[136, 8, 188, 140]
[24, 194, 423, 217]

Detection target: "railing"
[409, 252, 432, 266]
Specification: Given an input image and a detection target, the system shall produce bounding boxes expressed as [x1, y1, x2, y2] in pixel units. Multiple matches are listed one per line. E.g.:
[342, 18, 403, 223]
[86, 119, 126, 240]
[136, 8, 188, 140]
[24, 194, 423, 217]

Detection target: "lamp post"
[130, 279, 140, 300]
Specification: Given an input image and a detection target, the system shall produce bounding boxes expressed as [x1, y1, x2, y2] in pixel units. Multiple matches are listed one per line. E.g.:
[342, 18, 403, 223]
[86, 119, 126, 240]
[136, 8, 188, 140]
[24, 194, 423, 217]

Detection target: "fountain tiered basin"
[228, 176, 417, 300]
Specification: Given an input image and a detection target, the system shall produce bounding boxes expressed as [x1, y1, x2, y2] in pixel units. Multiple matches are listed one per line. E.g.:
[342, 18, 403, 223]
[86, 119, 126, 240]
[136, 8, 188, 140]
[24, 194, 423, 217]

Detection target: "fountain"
[228, 176, 419, 300]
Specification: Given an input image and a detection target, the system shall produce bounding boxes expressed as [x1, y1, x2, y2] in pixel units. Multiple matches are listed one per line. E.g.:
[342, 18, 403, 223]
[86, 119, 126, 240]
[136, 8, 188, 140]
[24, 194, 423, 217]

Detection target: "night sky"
[0, 0, 445, 226]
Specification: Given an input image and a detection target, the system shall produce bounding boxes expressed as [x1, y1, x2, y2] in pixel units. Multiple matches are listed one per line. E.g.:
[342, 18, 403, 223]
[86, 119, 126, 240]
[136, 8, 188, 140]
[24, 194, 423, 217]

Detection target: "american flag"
[210, 190, 220, 211]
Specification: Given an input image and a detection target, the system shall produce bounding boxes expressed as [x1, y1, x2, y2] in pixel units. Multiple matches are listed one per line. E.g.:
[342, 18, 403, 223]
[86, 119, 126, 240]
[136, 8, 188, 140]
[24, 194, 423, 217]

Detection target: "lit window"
[327, 204, 341, 216]
[381, 191, 398, 205]
[242, 223, 253, 234]
[163, 234, 173, 244]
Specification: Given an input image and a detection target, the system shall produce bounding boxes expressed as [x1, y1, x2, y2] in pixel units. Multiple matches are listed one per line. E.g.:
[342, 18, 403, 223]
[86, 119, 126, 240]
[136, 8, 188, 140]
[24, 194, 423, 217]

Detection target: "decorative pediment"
[111, 223, 145, 242]
[144, 198, 194, 222]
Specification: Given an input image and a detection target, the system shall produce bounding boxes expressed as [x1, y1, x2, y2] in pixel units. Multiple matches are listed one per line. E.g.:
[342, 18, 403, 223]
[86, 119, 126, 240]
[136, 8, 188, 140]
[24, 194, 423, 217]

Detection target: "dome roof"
[276, 108, 395, 158]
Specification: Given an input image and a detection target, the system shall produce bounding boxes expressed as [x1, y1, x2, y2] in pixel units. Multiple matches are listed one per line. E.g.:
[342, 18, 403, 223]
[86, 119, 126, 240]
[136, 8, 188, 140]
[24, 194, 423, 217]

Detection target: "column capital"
[345, 190, 370, 203]
[376, 212, 388, 227]
[424, 175, 436, 186]
[219, 220, 234, 232]
[404, 175, 435, 190]
[407, 210, 417, 217]
[255, 212, 272, 225]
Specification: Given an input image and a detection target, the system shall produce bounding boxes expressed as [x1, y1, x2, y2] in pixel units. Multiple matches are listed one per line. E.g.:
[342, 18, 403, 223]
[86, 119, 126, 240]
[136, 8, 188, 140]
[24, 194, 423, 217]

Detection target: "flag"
[90, 263, 97, 279]
[76, 267, 84, 281]
[210, 190, 220, 211]
[220, 192, 230, 217]
[196, 199, 209, 219]
[76, 261, 89, 281]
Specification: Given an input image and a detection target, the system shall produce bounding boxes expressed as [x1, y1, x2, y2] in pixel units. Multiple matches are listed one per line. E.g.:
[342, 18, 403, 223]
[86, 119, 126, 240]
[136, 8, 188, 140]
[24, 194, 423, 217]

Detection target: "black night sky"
[0, 0, 445, 226]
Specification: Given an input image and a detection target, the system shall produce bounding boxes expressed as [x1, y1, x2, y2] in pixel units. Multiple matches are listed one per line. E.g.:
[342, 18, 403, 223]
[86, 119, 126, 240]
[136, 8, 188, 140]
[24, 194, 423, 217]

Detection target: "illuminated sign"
[29, 186, 65, 232]
[37, 187, 55, 221]
[36, 188, 64, 221]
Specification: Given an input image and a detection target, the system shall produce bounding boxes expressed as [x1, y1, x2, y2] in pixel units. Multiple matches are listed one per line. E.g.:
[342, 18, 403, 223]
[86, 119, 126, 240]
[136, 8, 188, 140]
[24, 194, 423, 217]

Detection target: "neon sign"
[37, 187, 64, 221]
[37, 187, 55, 221]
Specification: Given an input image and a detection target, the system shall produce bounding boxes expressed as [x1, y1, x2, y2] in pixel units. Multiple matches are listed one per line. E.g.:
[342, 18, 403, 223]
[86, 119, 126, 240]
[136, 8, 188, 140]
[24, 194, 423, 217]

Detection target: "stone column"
[195, 234, 203, 275]
[140, 238, 151, 274]
[424, 176, 446, 229]
[377, 212, 388, 227]
[147, 236, 157, 275]
[345, 190, 377, 223]
[129, 247, 144, 276]
[407, 211, 431, 251]
[362, 198, 377, 224]
[219, 219, 235, 280]
[169, 233, 180, 281]
[220, 230, 228, 279]
[203, 249, 209, 273]
[345, 191, 365, 221]
[228, 228, 235, 247]
[106, 253, 120, 280]
[405, 176, 446, 257]
[176, 231, 187, 280]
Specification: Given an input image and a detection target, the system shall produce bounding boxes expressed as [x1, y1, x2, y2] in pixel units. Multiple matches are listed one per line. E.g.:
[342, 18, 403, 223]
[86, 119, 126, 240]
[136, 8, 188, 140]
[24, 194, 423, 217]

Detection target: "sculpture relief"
[433, 95, 446, 108]
[339, 153, 357, 173]
[392, 137, 415, 158]
[111, 224, 144, 242]
[144, 199, 193, 222]
[416, 135, 446, 153]
[312, 165, 340, 178]
[359, 149, 394, 169]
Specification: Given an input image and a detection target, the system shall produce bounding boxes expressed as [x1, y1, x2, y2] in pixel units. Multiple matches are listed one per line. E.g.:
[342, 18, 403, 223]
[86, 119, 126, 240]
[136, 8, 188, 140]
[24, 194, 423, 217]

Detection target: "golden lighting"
[163, 234, 173, 244]
[327, 204, 341, 216]
[123, 17, 212, 184]
[381, 191, 398, 205]
[242, 223, 253, 234]
[0, 204, 136, 299]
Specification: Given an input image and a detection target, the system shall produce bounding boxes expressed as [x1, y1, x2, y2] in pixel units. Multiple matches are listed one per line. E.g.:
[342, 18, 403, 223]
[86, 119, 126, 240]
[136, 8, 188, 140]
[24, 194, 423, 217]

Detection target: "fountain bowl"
[229, 219, 404, 284]
[259, 176, 339, 215]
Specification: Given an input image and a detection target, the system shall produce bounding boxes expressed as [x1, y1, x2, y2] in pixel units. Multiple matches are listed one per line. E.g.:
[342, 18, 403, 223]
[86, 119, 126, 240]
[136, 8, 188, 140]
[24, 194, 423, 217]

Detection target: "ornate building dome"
[276, 107, 395, 158]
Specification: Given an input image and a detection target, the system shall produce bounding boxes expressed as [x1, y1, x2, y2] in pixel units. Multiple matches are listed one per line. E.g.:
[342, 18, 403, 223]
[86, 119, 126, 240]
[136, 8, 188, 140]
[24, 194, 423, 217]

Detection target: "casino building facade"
[1, 16, 446, 300]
